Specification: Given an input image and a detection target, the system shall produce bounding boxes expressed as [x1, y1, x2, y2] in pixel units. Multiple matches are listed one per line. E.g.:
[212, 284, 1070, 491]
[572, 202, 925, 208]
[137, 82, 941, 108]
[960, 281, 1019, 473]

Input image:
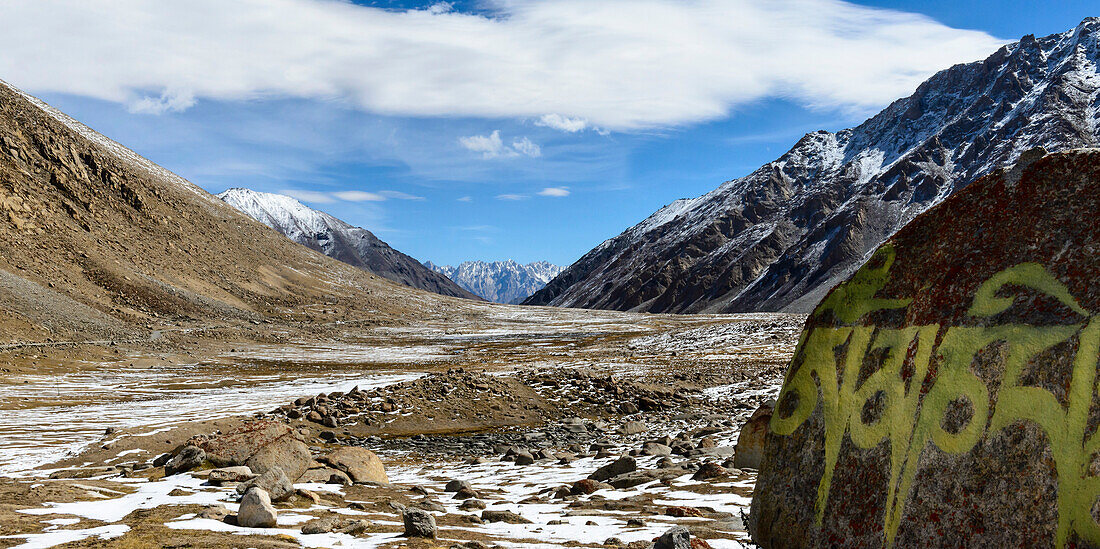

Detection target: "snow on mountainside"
[218, 188, 479, 301]
[526, 18, 1100, 314]
[425, 260, 564, 304]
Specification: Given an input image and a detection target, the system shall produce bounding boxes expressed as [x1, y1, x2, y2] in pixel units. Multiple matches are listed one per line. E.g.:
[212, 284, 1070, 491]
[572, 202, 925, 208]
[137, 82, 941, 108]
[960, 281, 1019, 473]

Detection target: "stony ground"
[0, 307, 803, 548]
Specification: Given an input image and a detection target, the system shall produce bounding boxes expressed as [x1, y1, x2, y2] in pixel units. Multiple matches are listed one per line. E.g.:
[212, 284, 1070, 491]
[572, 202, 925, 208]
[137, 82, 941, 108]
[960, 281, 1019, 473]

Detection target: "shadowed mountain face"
[526, 18, 1100, 314]
[424, 260, 563, 304]
[0, 79, 442, 343]
[218, 189, 480, 301]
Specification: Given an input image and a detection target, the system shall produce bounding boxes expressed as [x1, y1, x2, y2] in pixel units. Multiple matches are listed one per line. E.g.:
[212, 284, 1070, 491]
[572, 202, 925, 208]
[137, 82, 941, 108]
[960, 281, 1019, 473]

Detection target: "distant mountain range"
[424, 260, 564, 304]
[218, 188, 479, 301]
[526, 18, 1100, 313]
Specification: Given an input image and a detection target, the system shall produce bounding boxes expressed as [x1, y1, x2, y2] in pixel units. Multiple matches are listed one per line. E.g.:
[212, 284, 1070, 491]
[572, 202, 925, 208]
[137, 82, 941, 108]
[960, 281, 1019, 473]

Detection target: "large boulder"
[750, 149, 1100, 548]
[237, 487, 278, 528]
[321, 447, 388, 484]
[733, 403, 772, 469]
[245, 435, 311, 481]
[199, 420, 293, 468]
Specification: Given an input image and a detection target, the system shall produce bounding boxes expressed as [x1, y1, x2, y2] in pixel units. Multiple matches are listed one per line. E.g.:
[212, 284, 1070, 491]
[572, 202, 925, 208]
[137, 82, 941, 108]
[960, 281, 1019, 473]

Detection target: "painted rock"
[750, 149, 1100, 548]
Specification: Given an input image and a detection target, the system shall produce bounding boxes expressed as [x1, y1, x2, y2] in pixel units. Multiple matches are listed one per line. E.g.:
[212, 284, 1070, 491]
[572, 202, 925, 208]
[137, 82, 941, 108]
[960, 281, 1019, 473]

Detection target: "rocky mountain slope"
[425, 260, 563, 303]
[218, 188, 478, 301]
[0, 79, 450, 344]
[526, 18, 1100, 314]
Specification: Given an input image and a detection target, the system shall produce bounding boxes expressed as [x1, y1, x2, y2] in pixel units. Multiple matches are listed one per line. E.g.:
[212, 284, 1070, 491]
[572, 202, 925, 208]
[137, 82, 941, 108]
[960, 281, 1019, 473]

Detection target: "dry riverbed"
[0, 305, 803, 548]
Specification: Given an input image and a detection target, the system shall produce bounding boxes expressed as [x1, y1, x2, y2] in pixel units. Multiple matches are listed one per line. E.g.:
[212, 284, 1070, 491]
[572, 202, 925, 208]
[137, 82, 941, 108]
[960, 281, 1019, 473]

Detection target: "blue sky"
[3, 1, 1096, 266]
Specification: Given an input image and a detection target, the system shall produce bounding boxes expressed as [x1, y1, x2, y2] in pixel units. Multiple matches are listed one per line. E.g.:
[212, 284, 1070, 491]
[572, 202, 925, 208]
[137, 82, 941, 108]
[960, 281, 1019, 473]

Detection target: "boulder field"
[750, 148, 1100, 547]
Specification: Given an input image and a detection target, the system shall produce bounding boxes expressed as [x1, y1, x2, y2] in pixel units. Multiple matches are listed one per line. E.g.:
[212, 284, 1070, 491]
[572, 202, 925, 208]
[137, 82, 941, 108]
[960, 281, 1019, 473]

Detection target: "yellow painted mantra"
[771, 247, 1100, 547]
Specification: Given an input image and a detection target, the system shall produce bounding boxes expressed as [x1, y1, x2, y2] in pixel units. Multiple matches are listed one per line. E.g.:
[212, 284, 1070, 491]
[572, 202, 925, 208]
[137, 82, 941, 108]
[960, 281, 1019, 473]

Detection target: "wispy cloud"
[280, 189, 337, 203]
[496, 193, 529, 201]
[378, 190, 425, 200]
[537, 186, 570, 197]
[284, 189, 424, 203]
[332, 190, 385, 202]
[128, 88, 195, 115]
[457, 196, 473, 202]
[459, 130, 541, 159]
[536, 114, 589, 133]
[0, 0, 1004, 130]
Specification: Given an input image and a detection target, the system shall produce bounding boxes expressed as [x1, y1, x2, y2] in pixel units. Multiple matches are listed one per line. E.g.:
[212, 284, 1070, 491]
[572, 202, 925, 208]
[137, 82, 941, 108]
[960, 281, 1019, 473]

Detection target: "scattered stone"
[627, 518, 646, 527]
[322, 447, 388, 484]
[298, 467, 352, 485]
[339, 519, 371, 536]
[207, 466, 256, 485]
[445, 479, 473, 492]
[733, 403, 771, 469]
[237, 488, 277, 528]
[238, 466, 293, 501]
[197, 504, 229, 521]
[620, 421, 647, 435]
[654, 525, 691, 549]
[482, 510, 533, 524]
[301, 516, 339, 534]
[514, 451, 535, 466]
[666, 506, 704, 518]
[642, 442, 673, 457]
[402, 508, 437, 538]
[589, 456, 636, 482]
[164, 445, 205, 476]
[571, 478, 601, 495]
[692, 462, 728, 480]
[200, 420, 291, 467]
[453, 486, 480, 500]
[459, 499, 486, 511]
[245, 435, 311, 481]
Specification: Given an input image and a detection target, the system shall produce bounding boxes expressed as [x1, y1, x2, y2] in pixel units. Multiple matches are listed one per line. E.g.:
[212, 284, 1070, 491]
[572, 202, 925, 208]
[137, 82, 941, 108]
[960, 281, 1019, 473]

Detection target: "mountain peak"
[219, 188, 480, 301]
[527, 20, 1100, 314]
[426, 260, 564, 303]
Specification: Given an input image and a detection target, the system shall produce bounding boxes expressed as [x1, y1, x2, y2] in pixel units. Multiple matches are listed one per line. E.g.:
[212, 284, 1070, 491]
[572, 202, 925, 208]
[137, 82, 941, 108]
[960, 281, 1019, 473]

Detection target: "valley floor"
[0, 304, 803, 548]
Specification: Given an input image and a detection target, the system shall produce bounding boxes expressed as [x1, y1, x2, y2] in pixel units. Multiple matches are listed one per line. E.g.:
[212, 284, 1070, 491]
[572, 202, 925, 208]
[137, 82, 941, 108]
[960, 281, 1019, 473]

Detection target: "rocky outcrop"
[750, 149, 1100, 547]
[527, 19, 1100, 315]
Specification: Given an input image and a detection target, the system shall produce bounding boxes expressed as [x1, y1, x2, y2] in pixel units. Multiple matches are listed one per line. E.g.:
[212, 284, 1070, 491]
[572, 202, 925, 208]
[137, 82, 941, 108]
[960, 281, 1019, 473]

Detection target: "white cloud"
[511, 137, 541, 158]
[0, 0, 1005, 130]
[496, 194, 528, 201]
[280, 189, 337, 203]
[128, 88, 195, 114]
[457, 196, 473, 202]
[333, 190, 386, 201]
[537, 186, 570, 197]
[459, 130, 541, 159]
[536, 114, 588, 133]
[425, 2, 453, 15]
[378, 190, 425, 200]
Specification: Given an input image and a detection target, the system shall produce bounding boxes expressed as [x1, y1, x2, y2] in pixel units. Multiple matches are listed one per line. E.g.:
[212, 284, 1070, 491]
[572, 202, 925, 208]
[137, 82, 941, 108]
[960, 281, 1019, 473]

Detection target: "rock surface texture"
[527, 19, 1100, 314]
[750, 149, 1100, 548]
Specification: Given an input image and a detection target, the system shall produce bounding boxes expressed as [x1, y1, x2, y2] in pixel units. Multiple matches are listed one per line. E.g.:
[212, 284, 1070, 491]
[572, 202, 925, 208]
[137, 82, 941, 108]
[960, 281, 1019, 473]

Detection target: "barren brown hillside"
[0, 80, 457, 345]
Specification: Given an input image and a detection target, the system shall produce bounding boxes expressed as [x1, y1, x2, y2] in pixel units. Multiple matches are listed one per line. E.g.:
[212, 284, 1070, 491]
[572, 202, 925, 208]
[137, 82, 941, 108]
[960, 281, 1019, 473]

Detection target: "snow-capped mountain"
[526, 18, 1100, 314]
[425, 260, 564, 304]
[218, 188, 479, 300]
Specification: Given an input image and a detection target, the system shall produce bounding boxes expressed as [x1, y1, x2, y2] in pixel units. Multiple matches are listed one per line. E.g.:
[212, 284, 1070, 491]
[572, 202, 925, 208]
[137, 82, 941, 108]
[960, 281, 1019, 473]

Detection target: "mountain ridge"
[217, 188, 479, 301]
[0, 78, 449, 344]
[526, 18, 1100, 313]
[425, 259, 563, 304]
